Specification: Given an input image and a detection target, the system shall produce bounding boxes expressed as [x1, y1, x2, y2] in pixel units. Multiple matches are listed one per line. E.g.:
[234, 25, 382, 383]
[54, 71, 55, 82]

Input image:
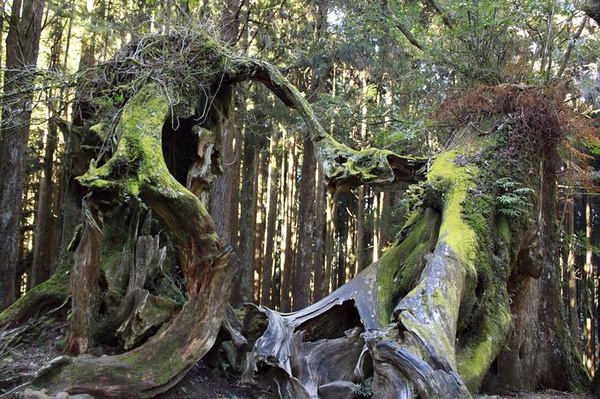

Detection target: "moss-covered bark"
[31, 84, 238, 397]
[224, 58, 427, 191]
[238, 139, 509, 397]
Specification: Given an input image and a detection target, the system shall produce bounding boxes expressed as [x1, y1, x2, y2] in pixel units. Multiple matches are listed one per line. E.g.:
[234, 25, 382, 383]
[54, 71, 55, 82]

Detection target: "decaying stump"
[31, 84, 239, 397]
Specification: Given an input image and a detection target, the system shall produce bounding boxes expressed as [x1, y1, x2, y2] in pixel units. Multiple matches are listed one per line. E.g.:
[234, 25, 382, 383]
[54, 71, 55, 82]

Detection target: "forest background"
[0, 0, 600, 396]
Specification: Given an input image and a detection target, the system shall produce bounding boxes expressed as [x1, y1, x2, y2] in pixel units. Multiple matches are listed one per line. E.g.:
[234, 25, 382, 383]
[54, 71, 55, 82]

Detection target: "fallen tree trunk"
[238, 147, 495, 398]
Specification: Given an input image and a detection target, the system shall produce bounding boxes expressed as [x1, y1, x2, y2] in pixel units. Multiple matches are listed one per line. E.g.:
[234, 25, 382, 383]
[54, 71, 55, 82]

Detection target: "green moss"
[89, 123, 107, 140]
[316, 135, 424, 188]
[497, 215, 511, 244]
[427, 150, 479, 276]
[457, 300, 512, 391]
[375, 208, 441, 325]
[77, 84, 187, 204]
[0, 267, 70, 326]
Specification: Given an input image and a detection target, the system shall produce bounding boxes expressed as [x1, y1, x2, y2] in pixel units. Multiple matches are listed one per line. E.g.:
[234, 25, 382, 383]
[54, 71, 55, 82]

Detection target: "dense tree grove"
[0, 0, 599, 398]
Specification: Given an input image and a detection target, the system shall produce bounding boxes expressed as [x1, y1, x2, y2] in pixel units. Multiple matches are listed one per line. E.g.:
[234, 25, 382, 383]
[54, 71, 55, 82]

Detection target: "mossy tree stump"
[1, 33, 590, 398]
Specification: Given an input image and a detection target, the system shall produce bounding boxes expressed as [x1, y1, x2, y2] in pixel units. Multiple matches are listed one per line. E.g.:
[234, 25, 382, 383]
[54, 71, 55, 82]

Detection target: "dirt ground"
[1, 316, 598, 399]
[158, 363, 600, 399]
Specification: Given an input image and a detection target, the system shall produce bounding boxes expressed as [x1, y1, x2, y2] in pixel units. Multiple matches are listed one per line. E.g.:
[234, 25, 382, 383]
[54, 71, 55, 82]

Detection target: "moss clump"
[427, 149, 480, 276]
[376, 208, 441, 325]
[0, 265, 71, 327]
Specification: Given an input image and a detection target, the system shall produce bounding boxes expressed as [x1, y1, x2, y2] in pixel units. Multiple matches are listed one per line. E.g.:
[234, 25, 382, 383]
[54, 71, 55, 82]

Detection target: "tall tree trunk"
[584, 195, 596, 373]
[280, 136, 297, 312]
[208, 118, 241, 247]
[31, 9, 68, 287]
[209, 0, 242, 249]
[0, 0, 45, 311]
[335, 192, 350, 288]
[30, 117, 60, 287]
[313, 162, 327, 301]
[235, 129, 258, 305]
[254, 151, 267, 303]
[261, 129, 280, 308]
[293, 137, 316, 310]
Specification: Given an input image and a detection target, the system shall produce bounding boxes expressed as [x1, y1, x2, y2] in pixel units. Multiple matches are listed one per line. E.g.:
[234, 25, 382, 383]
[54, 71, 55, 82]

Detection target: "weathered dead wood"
[240, 150, 502, 398]
[34, 84, 239, 398]
[67, 197, 104, 355]
[116, 235, 172, 349]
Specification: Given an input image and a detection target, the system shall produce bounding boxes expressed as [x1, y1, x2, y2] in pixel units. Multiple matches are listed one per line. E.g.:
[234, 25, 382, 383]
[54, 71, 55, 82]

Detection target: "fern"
[495, 178, 534, 219]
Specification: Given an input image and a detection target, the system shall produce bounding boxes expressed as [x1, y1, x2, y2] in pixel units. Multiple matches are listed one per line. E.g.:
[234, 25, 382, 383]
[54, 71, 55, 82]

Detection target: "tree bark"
[66, 197, 103, 355]
[209, 0, 242, 249]
[31, 11, 66, 286]
[280, 136, 297, 312]
[31, 116, 60, 287]
[313, 162, 327, 302]
[235, 130, 258, 305]
[0, 0, 45, 311]
[293, 137, 316, 310]
[261, 129, 280, 308]
[35, 84, 239, 396]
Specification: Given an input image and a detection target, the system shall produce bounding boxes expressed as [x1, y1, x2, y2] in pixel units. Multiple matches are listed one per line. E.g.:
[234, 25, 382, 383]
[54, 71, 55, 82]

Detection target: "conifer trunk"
[0, 0, 45, 310]
[293, 138, 316, 310]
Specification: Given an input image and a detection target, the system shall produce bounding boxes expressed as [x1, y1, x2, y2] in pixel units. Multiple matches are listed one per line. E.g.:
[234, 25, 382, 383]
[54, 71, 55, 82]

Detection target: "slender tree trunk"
[0, 0, 45, 311]
[254, 151, 267, 303]
[30, 118, 59, 287]
[261, 129, 280, 308]
[313, 162, 327, 301]
[335, 192, 350, 288]
[31, 11, 67, 287]
[293, 138, 316, 310]
[209, 119, 241, 247]
[280, 136, 297, 312]
[584, 195, 596, 372]
[357, 186, 368, 272]
[209, 0, 242, 249]
[236, 130, 258, 305]
[564, 196, 579, 341]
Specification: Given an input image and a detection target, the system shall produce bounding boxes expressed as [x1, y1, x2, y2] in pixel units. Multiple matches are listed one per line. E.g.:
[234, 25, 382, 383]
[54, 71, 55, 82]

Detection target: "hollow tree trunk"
[34, 84, 239, 397]
[241, 149, 483, 398]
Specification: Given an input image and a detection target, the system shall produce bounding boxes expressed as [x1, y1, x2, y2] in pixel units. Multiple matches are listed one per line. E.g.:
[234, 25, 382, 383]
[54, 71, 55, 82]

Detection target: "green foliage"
[495, 177, 534, 218]
[572, 229, 600, 256]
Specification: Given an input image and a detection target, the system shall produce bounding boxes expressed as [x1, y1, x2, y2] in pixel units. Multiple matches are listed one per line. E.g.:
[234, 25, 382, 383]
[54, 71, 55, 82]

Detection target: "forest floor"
[158, 362, 600, 399]
[1, 315, 597, 399]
